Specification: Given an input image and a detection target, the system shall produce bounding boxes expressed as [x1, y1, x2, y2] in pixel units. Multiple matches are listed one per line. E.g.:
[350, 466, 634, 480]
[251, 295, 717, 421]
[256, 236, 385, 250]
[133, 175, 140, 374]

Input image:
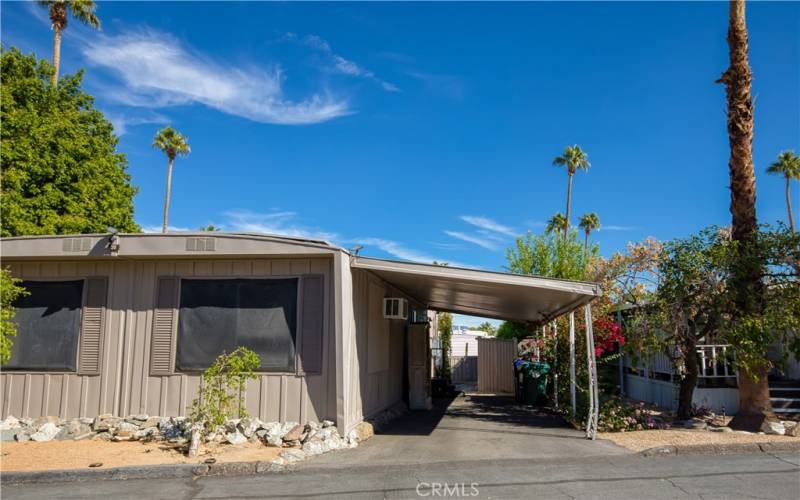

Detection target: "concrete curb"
[2, 460, 288, 485]
[640, 440, 800, 457]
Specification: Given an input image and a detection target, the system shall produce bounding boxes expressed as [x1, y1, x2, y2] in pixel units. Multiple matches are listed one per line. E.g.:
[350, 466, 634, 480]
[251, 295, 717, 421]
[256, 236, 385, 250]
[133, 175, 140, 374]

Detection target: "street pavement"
[4, 395, 799, 499]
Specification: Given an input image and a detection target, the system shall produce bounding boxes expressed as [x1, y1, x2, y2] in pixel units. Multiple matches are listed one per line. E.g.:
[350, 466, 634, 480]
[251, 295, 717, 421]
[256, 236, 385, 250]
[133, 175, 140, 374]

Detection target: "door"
[407, 324, 431, 410]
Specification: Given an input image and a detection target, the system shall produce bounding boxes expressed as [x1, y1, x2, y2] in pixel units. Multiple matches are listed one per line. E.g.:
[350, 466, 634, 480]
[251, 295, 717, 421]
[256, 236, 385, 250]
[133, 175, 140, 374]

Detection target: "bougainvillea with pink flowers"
[592, 317, 624, 357]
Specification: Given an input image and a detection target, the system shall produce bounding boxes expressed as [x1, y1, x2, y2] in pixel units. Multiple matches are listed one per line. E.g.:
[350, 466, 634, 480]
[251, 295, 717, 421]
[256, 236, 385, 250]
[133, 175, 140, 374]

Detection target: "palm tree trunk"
[786, 176, 795, 232]
[564, 173, 573, 239]
[720, 0, 774, 431]
[584, 230, 589, 254]
[162, 157, 174, 233]
[51, 26, 62, 87]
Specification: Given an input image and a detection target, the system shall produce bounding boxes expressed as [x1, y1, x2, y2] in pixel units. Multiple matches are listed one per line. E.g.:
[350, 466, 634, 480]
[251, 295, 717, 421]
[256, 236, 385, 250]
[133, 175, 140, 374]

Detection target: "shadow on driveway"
[299, 393, 629, 469]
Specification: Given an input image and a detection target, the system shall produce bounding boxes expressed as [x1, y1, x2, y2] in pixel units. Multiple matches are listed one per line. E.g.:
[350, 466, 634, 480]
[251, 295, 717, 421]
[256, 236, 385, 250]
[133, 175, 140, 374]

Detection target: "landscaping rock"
[55, 420, 92, 441]
[683, 419, 707, 430]
[302, 438, 325, 456]
[92, 416, 122, 432]
[786, 423, 800, 437]
[14, 432, 30, 442]
[760, 421, 786, 436]
[93, 432, 112, 441]
[321, 420, 335, 428]
[1, 429, 19, 441]
[141, 417, 161, 429]
[30, 422, 60, 442]
[225, 431, 247, 445]
[348, 421, 374, 443]
[708, 426, 733, 433]
[159, 419, 183, 440]
[32, 416, 60, 428]
[1, 415, 21, 431]
[238, 418, 261, 438]
[282, 424, 304, 442]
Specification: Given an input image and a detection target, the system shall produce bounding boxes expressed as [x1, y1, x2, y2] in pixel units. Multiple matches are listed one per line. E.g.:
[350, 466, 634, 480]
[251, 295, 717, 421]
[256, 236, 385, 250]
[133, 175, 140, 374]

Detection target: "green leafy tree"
[496, 321, 528, 340]
[1, 269, 29, 364]
[579, 213, 601, 253]
[153, 127, 191, 234]
[766, 151, 800, 233]
[438, 311, 453, 380]
[506, 229, 594, 281]
[198, 224, 220, 232]
[552, 145, 590, 237]
[37, 0, 100, 86]
[545, 213, 568, 236]
[190, 347, 261, 432]
[474, 321, 497, 336]
[1, 48, 138, 236]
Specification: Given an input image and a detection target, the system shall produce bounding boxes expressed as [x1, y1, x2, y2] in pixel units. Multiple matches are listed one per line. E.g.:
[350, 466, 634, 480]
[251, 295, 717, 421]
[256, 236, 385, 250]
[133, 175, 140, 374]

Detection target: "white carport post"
[569, 312, 576, 418]
[584, 304, 600, 440]
[552, 322, 558, 409]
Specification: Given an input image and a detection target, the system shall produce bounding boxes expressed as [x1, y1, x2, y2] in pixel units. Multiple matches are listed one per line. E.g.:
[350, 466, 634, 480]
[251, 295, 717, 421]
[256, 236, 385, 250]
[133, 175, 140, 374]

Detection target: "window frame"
[3, 276, 100, 374]
[172, 275, 311, 376]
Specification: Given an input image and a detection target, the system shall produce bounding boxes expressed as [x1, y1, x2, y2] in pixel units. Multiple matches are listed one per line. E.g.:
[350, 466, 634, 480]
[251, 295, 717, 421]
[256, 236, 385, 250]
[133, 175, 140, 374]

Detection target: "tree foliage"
[506, 229, 595, 281]
[1, 269, 28, 364]
[1, 47, 139, 236]
[474, 321, 496, 336]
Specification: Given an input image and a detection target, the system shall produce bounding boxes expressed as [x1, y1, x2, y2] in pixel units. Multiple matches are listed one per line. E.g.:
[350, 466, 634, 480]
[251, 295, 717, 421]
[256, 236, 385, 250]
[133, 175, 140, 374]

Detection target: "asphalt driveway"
[297, 393, 628, 470]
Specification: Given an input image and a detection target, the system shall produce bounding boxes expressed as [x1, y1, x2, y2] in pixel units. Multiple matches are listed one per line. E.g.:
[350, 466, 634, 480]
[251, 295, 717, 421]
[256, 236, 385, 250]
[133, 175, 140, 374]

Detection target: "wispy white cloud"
[142, 224, 191, 233]
[222, 210, 338, 242]
[82, 29, 351, 125]
[601, 225, 636, 231]
[444, 231, 499, 251]
[286, 33, 399, 92]
[107, 110, 169, 136]
[355, 237, 438, 263]
[460, 216, 518, 237]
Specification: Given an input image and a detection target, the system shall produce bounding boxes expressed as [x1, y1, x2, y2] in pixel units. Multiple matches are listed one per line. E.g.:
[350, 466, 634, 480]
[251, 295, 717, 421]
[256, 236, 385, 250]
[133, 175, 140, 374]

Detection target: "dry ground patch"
[0, 440, 280, 472]
[599, 429, 800, 452]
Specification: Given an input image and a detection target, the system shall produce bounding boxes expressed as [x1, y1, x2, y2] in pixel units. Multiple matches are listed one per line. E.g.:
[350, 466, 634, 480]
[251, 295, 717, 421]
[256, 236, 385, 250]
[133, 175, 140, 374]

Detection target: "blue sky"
[3, 1, 798, 327]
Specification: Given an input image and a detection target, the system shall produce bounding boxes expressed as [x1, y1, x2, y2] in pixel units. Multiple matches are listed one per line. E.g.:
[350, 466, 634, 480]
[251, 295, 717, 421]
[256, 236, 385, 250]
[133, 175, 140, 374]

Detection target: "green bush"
[190, 347, 260, 432]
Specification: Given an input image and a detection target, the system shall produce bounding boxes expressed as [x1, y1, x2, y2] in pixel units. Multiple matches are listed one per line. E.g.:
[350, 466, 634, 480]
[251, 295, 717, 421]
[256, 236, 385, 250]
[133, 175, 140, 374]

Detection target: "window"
[176, 278, 298, 372]
[5, 280, 84, 371]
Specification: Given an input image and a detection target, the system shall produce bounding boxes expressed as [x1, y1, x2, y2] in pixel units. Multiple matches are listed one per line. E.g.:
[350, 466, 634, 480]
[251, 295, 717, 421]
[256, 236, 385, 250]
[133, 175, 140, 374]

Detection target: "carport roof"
[350, 256, 601, 324]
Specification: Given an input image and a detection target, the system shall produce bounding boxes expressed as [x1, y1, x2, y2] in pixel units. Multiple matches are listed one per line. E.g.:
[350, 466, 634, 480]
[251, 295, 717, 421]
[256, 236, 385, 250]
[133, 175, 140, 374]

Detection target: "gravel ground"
[599, 429, 800, 452]
[0, 440, 280, 472]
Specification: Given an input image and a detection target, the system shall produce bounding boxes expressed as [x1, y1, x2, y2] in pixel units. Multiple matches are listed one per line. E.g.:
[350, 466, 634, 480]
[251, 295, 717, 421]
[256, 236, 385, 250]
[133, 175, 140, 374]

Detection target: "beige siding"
[1, 257, 337, 423]
[343, 269, 417, 432]
[477, 338, 516, 394]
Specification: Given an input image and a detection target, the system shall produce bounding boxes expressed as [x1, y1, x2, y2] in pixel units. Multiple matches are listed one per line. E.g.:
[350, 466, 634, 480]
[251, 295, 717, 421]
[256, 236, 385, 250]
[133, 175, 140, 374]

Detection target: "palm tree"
[552, 145, 590, 238]
[718, 0, 773, 430]
[578, 212, 601, 252]
[545, 213, 568, 235]
[152, 127, 191, 234]
[37, 1, 100, 86]
[766, 151, 800, 232]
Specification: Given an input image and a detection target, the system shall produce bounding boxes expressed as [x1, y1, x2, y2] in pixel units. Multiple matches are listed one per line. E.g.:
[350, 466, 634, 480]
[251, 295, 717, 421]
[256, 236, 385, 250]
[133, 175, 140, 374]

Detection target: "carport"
[350, 256, 604, 439]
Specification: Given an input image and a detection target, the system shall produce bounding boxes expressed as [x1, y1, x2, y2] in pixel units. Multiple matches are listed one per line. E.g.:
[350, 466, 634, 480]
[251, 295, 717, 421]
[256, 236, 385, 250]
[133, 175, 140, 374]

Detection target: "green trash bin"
[521, 361, 550, 405]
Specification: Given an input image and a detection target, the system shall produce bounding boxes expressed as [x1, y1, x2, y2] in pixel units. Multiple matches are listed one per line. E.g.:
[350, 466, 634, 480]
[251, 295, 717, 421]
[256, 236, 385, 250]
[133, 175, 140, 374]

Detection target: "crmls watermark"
[415, 482, 480, 497]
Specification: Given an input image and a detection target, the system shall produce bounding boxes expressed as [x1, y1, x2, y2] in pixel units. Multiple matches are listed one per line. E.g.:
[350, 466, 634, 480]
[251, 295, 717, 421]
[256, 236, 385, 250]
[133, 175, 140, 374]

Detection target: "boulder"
[30, 422, 60, 442]
[348, 421, 374, 443]
[760, 421, 786, 436]
[266, 433, 283, 447]
[786, 423, 800, 437]
[1, 429, 19, 442]
[92, 416, 122, 432]
[238, 418, 261, 438]
[282, 424, 304, 442]
[93, 432, 112, 441]
[55, 420, 92, 440]
[225, 419, 241, 433]
[15, 432, 31, 442]
[326, 435, 344, 451]
[1, 415, 21, 431]
[321, 420, 335, 428]
[226, 431, 247, 445]
[141, 417, 161, 429]
[302, 438, 325, 456]
[32, 416, 60, 428]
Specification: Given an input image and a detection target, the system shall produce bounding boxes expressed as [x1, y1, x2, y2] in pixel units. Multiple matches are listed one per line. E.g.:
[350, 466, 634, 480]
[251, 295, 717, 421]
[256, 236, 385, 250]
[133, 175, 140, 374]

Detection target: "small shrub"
[190, 347, 260, 432]
[597, 397, 670, 432]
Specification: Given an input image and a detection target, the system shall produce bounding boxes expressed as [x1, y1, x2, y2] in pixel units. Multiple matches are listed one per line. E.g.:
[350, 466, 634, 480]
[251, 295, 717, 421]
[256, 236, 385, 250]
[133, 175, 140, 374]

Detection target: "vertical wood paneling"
[2, 257, 336, 422]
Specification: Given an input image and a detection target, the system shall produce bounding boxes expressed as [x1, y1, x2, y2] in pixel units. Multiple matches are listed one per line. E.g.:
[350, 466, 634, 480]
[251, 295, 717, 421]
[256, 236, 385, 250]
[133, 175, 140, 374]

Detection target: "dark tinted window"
[176, 278, 298, 372]
[5, 280, 84, 371]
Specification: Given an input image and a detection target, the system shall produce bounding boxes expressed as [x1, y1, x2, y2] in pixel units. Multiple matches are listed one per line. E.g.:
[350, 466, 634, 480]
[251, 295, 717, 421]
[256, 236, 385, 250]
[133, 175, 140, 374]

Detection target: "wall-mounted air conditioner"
[383, 297, 408, 320]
